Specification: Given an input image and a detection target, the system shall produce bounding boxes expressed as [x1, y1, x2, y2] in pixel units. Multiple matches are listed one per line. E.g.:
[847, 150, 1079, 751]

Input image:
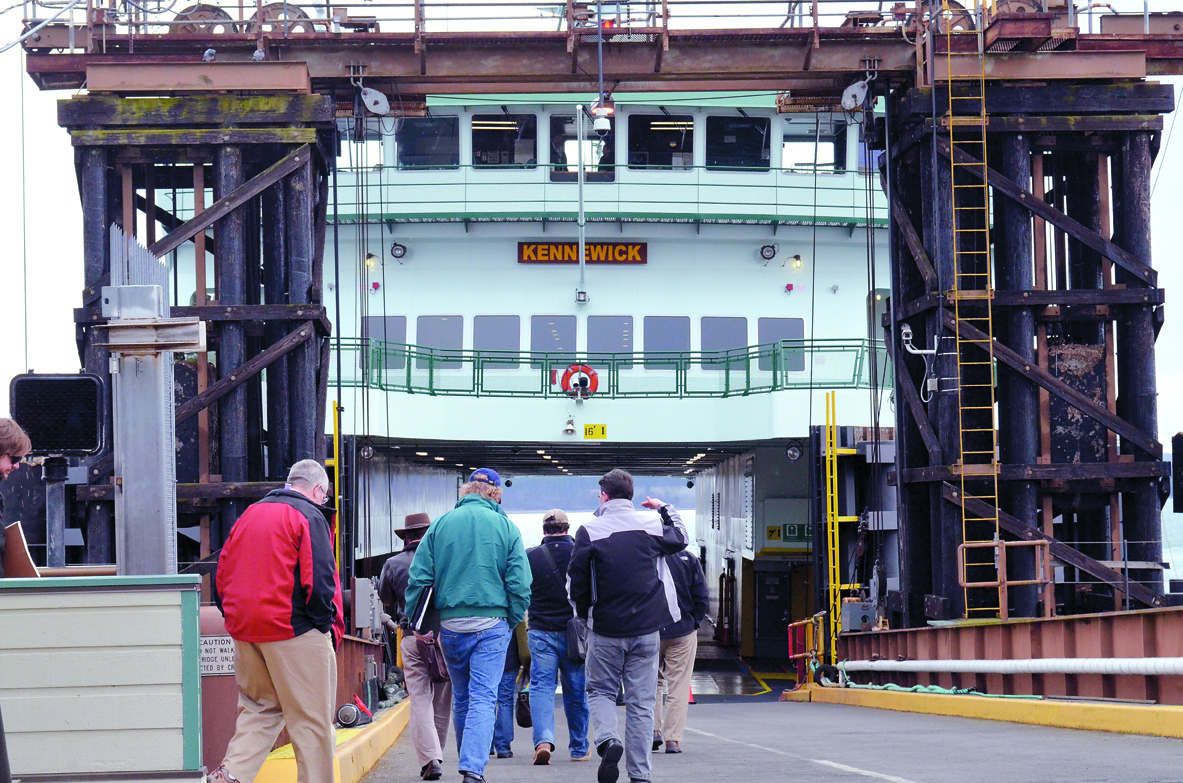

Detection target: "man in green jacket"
[407, 468, 531, 783]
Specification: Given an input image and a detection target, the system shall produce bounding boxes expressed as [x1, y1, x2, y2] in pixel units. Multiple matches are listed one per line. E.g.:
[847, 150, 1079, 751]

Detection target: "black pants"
[0, 702, 11, 783]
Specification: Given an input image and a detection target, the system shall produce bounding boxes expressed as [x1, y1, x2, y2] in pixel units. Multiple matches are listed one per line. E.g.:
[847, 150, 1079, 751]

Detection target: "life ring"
[560, 364, 599, 398]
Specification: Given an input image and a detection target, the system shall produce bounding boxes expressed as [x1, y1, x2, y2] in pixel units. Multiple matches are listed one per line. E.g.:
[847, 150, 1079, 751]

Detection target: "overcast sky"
[0, 26, 1179, 451]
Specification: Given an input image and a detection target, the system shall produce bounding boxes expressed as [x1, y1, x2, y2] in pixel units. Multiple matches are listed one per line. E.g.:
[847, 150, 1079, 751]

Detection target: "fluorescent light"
[536, 450, 546, 455]
[416, 451, 429, 457]
[434, 456, 445, 461]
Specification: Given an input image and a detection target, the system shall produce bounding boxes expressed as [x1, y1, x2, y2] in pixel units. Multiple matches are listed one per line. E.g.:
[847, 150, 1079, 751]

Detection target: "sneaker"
[651, 731, 663, 751]
[597, 738, 624, 783]
[207, 766, 238, 783]
[664, 740, 682, 754]
[571, 752, 592, 762]
[533, 744, 552, 765]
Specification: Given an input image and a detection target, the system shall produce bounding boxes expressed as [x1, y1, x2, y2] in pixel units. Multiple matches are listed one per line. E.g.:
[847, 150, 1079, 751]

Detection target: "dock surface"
[361, 695, 1183, 783]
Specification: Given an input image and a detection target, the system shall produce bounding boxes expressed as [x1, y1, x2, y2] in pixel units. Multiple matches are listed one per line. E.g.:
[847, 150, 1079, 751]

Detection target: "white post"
[577, 105, 588, 303]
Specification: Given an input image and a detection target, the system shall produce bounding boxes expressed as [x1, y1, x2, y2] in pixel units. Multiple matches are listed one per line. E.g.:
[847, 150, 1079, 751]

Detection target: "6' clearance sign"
[519, 242, 647, 264]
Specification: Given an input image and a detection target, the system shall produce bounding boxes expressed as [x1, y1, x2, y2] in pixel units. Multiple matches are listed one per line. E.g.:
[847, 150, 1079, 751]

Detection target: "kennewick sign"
[519, 242, 647, 264]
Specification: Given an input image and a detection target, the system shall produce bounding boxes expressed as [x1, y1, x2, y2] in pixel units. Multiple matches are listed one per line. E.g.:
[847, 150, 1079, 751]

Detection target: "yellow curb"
[801, 685, 1183, 739]
[255, 699, 412, 783]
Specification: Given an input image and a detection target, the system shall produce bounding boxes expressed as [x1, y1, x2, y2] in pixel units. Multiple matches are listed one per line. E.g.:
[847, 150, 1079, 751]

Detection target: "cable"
[19, 47, 28, 369]
[1151, 80, 1182, 199]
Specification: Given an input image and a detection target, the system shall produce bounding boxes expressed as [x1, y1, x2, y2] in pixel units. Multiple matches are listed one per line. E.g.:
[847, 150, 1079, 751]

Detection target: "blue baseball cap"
[469, 468, 501, 487]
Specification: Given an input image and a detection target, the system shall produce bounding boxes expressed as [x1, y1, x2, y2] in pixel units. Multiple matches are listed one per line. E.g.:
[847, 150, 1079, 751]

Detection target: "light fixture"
[504, 478, 513, 487]
[760, 244, 778, 262]
[591, 94, 615, 118]
[434, 456, 444, 461]
[686, 479, 695, 489]
[536, 449, 546, 455]
[832, 285, 840, 294]
[564, 417, 576, 435]
[390, 242, 407, 261]
[365, 252, 378, 268]
[875, 293, 883, 301]
[415, 451, 428, 457]
[359, 441, 374, 460]
[544, 455, 552, 460]
[786, 445, 802, 462]
[792, 255, 803, 269]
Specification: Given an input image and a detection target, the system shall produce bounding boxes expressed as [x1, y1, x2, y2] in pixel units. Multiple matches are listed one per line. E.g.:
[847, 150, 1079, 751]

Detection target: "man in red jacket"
[208, 459, 344, 783]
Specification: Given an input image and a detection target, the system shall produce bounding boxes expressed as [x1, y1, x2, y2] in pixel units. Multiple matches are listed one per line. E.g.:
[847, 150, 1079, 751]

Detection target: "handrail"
[330, 337, 891, 398]
[328, 162, 888, 226]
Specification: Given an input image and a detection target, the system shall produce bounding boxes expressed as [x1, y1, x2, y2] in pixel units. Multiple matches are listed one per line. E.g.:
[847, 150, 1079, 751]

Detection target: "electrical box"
[9, 373, 104, 456]
[841, 597, 875, 633]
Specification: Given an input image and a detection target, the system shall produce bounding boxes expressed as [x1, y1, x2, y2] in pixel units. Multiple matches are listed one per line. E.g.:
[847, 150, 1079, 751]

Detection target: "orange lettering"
[564, 244, 577, 261]
[522, 244, 536, 261]
[588, 245, 607, 262]
[614, 245, 626, 261]
[627, 244, 641, 262]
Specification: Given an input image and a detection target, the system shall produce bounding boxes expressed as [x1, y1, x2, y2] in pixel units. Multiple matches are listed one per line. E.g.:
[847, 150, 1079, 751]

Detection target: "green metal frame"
[332, 338, 891, 398]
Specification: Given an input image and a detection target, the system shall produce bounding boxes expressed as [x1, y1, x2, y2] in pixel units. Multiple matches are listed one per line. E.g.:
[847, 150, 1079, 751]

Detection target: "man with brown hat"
[379, 513, 450, 781]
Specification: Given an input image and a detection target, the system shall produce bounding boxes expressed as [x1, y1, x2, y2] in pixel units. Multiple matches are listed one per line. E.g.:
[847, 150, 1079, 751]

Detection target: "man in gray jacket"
[567, 469, 688, 783]
[378, 513, 450, 781]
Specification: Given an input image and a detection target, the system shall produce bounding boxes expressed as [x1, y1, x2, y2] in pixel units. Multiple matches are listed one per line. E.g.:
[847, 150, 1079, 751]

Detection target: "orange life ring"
[560, 364, 599, 397]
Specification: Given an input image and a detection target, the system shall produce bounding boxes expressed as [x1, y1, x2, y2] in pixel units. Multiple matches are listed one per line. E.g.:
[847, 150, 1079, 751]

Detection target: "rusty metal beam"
[86, 61, 311, 93]
[936, 51, 1147, 81]
[149, 145, 311, 258]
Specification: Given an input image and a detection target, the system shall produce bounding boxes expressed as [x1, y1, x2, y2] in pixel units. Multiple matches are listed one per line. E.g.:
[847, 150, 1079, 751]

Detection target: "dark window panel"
[473, 114, 538, 168]
[474, 315, 521, 368]
[643, 316, 690, 368]
[361, 315, 406, 370]
[701, 316, 748, 370]
[705, 116, 771, 171]
[587, 315, 633, 369]
[416, 315, 464, 370]
[758, 317, 806, 371]
[395, 116, 460, 169]
[628, 115, 694, 170]
[530, 315, 577, 369]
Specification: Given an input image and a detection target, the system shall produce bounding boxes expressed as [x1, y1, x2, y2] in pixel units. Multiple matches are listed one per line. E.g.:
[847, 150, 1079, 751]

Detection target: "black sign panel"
[10, 374, 104, 456]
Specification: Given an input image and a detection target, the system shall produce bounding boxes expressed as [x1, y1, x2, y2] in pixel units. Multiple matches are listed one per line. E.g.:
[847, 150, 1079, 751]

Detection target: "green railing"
[332, 338, 891, 398]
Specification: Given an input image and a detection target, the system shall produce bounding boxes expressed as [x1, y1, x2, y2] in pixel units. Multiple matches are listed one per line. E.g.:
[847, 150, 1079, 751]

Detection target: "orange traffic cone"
[688, 685, 695, 705]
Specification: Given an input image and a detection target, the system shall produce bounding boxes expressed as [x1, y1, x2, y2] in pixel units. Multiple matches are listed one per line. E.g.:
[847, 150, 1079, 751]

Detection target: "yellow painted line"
[256, 699, 411, 783]
[797, 685, 1183, 739]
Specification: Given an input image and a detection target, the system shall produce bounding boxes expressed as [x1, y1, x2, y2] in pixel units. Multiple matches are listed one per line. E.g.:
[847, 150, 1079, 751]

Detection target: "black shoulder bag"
[538, 543, 588, 664]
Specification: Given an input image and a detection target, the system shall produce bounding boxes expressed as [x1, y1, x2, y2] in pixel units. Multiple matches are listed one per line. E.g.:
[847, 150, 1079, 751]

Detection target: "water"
[507, 509, 698, 549]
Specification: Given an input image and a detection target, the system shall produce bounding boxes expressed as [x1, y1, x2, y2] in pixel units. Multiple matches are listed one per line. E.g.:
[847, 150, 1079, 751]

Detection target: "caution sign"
[201, 635, 236, 676]
[519, 242, 647, 264]
[584, 424, 607, 440]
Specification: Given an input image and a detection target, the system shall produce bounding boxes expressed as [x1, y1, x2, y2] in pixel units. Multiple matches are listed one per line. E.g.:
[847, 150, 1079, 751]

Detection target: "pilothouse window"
[628, 115, 694, 170]
[530, 315, 576, 368]
[781, 115, 848, 172]
[588, 316, 633, 368]
[472, 113, 537, 168]
[336, 118, 386, 169]
[705, 116, 770, 171]
[549, 114, 615, 182]
[416, 316, 464, 369]
[395, 116, 460, 169]
[474, 315, 521, 369]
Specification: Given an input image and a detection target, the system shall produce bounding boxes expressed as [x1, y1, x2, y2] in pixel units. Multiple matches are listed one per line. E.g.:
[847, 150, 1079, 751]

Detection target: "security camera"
[686, 479, 695, 489]
[593, 116, 611, 135]
[360, 87, 390, 116]
[900, 323, 913, 344]
[841, 80, 869, 111]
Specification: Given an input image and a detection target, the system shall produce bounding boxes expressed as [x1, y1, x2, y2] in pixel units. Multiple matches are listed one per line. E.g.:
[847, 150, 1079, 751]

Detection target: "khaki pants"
[223, 631, 337, 783]
[399, 634, 453, 767]
[654, 632, 697, 742]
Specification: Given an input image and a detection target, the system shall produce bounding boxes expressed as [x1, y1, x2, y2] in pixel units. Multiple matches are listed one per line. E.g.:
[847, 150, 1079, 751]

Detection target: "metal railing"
[331, 337, 891, 398]
[330, 163, 887, 227]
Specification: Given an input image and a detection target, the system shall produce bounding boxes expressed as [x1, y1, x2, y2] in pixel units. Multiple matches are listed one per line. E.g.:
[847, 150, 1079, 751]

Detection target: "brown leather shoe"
[533, 744, 552, 765]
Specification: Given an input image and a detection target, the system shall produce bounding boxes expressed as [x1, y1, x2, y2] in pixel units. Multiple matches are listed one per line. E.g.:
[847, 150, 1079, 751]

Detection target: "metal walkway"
[362, 695, 1183, 783]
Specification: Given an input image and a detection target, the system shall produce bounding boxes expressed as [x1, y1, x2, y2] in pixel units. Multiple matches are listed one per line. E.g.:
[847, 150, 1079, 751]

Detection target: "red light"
[371, 282, 380, 291]
[601, 19, 616, 28]
[785, 283, 794, 293]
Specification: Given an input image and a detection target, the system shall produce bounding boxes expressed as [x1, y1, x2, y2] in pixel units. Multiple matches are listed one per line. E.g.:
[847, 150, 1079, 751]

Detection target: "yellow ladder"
[824, 391, 860, 662]
[940, 1, 1003, 618]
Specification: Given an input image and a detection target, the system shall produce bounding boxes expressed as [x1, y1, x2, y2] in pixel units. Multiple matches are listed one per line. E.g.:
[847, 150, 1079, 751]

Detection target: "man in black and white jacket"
[567, 469, 688, 783]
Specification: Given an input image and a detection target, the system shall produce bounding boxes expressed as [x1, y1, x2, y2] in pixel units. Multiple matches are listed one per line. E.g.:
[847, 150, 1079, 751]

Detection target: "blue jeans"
[528, 629, 590, 758]
[440, 621, 512, 778]
[492, 668, 518, 754]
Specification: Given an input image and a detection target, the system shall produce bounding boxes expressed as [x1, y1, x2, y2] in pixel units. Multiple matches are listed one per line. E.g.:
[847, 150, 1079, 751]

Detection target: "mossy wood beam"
[935, 136, 1157, 287]
[58, 94, 333, 127]
[149, 144, 311, 258]
[69, 128, 317, 147]
[938, 308, 1162, 458]
[941, 482, 1164, 608]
